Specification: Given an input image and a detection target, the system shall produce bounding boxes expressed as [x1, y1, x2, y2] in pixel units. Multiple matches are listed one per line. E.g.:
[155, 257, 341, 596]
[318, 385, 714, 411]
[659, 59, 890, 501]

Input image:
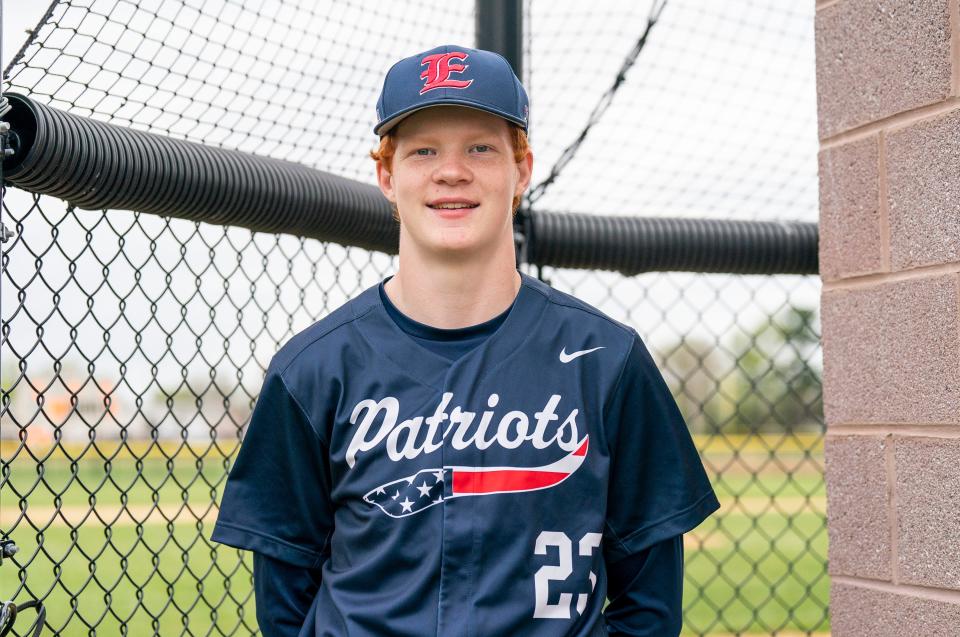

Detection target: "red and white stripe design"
[363, 437, 589, 518]
[448, 437, 589, 497]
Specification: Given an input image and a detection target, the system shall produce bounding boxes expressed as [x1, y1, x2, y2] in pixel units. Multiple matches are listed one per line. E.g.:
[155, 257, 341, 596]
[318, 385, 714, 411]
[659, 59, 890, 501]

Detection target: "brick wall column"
[815, 0, 960, 633]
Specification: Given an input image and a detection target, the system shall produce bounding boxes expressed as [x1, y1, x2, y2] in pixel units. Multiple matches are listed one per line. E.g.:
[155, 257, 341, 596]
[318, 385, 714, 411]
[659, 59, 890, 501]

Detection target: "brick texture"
[824, 435, 891, 579]
[895, 436, 960, 590]
[815, 0, 952, 138]
[886, 109, 960, 270]
[821, 274, 960, 424]
[818, 136, 883, 281]
[831, 582, 960, 636]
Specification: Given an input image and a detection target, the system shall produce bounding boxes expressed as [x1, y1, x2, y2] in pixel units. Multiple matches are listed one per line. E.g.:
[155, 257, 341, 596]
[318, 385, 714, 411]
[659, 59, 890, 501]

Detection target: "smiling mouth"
[427, 203, 479, 210]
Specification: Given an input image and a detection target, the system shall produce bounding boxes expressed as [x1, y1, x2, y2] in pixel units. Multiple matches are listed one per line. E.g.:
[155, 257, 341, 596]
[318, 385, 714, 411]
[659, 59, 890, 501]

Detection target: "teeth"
[431, 203, 476, 209]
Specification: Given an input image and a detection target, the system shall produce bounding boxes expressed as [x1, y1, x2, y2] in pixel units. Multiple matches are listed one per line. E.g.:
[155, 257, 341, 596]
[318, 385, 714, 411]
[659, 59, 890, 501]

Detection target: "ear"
[514, 150, 533, 198]
[376, 161, 396, 204]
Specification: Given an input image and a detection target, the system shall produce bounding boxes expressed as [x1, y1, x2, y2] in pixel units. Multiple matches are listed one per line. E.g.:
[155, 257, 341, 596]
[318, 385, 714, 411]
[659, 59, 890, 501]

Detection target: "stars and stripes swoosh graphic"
[363, 437, 589, 518]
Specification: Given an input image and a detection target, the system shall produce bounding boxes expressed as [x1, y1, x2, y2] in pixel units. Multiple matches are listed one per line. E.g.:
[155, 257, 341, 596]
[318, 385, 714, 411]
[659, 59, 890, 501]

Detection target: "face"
[376, 106, 532, 260]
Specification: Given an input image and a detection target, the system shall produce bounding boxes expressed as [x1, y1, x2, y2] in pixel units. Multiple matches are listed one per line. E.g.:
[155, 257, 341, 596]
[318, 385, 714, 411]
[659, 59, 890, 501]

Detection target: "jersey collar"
[350, 271, 549, 391]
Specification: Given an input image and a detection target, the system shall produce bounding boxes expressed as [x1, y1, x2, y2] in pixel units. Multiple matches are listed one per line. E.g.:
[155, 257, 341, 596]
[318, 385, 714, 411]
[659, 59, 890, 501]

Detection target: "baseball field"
[0, 433, 829, 636]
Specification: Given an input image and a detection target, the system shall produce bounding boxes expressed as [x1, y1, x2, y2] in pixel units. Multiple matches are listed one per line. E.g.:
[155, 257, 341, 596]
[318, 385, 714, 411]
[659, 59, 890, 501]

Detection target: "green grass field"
[1, 435, 830, 636]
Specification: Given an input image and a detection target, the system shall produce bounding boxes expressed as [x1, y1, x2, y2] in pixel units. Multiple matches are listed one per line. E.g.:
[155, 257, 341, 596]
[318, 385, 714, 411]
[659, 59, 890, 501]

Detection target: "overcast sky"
[4, 2, 48, 72]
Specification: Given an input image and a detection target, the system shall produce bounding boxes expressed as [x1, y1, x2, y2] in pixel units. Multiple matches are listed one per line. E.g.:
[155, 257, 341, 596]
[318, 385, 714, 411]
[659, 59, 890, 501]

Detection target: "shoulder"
[520, 272, 638, 352]
[519, 272, 650, 406]
[267, 281, 379, 378]
[255, 283, 380, 438]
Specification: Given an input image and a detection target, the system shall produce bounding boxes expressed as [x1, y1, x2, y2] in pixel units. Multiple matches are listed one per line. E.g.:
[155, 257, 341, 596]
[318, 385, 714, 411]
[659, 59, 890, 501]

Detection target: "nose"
[432, 152, 472, 186]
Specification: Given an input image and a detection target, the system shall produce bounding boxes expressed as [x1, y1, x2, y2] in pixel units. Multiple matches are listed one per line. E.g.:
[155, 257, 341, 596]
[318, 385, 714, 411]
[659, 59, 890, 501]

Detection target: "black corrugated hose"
[2, 93, 817, 275]
[1, 92, 400, 254]
[524, 211, 818, 275]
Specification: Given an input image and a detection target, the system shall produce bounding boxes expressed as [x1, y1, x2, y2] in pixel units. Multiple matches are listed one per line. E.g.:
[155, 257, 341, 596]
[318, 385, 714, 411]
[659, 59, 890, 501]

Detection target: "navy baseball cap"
[374, 44, 529, 136]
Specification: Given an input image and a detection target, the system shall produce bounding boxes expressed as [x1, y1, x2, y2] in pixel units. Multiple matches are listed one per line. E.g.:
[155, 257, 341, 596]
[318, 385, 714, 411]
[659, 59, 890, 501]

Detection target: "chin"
[432, 241, 480, 257]
[429, 227, 481, 249]
[428, 235, 488, 257]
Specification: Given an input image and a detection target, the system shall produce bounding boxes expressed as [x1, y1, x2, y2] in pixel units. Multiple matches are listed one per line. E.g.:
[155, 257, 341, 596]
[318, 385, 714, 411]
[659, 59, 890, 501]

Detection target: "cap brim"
[374, 100, 527, 136]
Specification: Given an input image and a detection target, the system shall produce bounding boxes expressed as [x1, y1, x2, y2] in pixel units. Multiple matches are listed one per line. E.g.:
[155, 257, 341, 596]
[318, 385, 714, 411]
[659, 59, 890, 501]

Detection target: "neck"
[384, 234, 521, 329]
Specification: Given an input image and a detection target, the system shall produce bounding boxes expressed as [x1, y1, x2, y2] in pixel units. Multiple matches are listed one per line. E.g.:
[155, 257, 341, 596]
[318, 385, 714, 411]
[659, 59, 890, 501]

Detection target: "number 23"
[533, 531, 603, 619]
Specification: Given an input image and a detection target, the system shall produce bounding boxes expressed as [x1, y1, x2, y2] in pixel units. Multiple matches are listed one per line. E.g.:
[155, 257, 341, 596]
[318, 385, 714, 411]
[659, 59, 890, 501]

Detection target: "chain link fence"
[1, 0, 825, 635]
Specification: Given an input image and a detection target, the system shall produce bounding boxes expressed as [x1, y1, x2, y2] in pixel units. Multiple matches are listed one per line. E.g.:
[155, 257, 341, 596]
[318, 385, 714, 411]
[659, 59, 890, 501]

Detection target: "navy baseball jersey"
[211, 271, 720, 636]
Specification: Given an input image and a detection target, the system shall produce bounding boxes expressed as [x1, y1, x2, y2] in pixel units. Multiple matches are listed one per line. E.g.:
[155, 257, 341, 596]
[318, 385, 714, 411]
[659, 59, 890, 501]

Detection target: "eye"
[471, 144, 491, 153]
[414, 148, 435, 156]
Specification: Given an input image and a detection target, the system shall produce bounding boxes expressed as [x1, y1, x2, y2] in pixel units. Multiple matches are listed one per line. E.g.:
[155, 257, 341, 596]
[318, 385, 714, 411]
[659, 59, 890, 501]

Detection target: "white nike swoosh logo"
[559, 346, 605, 363]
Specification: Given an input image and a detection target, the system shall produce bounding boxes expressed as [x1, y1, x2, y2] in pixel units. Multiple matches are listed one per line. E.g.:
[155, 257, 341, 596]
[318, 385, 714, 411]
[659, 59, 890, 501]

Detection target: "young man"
[211, 44, 720, 636]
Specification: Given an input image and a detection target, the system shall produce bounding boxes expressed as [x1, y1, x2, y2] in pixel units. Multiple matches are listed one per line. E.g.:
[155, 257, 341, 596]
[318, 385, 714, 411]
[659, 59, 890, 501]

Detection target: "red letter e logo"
[419, 52, 474, 94]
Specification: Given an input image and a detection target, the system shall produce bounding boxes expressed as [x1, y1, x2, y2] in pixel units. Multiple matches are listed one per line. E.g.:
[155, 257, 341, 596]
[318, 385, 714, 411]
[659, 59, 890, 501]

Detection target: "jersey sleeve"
[253, 552, 323, 637]
[211, 365, 335, 568]
[604, 534, 683, 636]
[602, 330, 720, 564]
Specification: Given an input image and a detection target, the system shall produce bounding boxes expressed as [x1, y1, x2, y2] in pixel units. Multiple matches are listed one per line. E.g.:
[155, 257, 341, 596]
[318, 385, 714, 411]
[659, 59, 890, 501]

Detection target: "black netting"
[1, 1, 825, 635]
